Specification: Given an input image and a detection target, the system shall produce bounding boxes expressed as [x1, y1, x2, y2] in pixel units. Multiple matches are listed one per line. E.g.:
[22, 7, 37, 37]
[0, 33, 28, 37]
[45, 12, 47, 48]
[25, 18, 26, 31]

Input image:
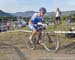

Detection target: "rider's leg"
[46, 33, 53, 43]
[28, 24, 37, 43]
[29, 29, 37, 43]
[38, 25, 47, 44]
[37, 30, 42, 44]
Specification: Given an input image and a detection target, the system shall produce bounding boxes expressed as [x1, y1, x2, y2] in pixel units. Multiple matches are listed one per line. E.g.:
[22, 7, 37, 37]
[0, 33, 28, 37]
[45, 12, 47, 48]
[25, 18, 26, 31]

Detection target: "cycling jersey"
[29, 13, 44, 31]
[31, 13, 44, 24]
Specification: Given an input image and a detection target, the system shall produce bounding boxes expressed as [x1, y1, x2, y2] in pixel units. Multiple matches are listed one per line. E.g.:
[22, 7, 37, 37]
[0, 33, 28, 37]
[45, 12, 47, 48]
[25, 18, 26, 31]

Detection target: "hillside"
[12, 11, 37, 17]
[0, 10, 13, 16]
[12, 10, 75, 17]
[0, 10, 75, 17]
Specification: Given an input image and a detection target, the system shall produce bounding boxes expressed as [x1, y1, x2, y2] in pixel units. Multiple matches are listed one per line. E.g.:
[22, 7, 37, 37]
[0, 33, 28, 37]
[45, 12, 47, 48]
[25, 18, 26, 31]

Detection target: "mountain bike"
[27, 23, 60, 52]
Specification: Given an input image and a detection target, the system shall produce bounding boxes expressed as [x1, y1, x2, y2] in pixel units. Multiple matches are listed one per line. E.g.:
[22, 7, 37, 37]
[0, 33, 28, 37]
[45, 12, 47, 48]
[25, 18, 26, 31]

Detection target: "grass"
[48, 20, 75, 31]
[21, 20, 75, 31]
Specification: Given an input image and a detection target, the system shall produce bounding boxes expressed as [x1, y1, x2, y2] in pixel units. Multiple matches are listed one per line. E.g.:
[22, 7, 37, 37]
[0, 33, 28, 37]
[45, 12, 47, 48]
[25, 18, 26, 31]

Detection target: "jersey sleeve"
[30, 13, 38, 21]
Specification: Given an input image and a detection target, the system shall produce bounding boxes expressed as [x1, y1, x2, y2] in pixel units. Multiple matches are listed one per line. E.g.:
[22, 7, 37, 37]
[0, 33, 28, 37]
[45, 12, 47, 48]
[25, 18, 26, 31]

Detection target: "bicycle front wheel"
[42, 32, 60, 52]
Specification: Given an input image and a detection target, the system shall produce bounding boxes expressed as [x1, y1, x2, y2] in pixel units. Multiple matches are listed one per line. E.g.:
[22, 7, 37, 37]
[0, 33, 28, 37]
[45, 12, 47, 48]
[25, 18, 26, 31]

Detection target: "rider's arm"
[29, 13, 37, 25]
[29, 19, 33, 25]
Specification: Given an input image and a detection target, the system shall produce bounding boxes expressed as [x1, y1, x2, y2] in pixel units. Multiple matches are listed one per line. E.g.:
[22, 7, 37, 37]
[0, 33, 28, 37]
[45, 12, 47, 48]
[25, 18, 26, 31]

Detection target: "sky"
[0, 0, 75, 13]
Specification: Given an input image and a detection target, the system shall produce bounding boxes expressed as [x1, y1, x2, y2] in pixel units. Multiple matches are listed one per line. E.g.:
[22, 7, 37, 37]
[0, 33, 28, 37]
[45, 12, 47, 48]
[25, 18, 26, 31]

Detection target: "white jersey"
[56, 10, 61, 17]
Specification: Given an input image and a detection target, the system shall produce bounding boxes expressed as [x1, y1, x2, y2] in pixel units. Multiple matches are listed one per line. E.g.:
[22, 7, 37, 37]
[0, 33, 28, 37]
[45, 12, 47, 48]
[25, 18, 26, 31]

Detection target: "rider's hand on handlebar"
[37, 22, 43, 26]
[37, 22, 47, 27]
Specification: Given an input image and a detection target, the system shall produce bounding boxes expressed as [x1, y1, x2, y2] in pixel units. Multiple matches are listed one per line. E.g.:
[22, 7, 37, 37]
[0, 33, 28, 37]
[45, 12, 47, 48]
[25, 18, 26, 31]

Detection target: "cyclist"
[28, 7, 47, 44]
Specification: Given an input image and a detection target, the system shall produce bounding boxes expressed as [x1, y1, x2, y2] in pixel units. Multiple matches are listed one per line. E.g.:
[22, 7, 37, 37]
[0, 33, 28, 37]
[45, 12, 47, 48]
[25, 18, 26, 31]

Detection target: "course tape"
[1, 30, 75, 34]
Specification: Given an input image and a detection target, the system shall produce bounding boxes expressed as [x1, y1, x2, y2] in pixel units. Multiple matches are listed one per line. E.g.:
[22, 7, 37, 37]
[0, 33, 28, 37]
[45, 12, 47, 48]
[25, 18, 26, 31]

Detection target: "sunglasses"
[42, 12, 46, 14]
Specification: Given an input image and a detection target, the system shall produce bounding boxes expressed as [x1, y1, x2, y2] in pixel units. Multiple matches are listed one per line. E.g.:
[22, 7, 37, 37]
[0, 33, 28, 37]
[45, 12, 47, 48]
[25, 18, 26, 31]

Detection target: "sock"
[29, 36, 33, 44]
[29, 36, 32, 40]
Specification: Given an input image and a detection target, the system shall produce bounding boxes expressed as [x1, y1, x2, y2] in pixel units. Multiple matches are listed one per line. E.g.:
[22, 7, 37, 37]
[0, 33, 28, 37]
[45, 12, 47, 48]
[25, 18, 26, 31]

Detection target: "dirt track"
[0, 44, 75, 60]
[0, 32, 75, 60]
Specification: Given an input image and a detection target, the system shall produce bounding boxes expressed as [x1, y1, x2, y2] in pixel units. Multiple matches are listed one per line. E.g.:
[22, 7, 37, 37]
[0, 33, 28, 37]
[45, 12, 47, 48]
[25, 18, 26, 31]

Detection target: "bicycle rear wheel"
[42, 32, 60, 52]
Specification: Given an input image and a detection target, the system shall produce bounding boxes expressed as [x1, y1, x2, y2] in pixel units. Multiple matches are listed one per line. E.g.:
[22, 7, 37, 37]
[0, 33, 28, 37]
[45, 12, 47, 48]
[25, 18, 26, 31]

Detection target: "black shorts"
[56, 17, 61, 21]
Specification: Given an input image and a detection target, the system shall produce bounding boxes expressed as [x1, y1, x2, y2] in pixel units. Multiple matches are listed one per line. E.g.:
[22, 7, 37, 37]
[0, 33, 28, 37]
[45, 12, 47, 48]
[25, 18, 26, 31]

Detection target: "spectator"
[66, 17, 71, 26]
[55, 8, 61, 25]
[66, 27, 75, 38]
[17, 16, 26, 27]
[6, 21, 11, 30]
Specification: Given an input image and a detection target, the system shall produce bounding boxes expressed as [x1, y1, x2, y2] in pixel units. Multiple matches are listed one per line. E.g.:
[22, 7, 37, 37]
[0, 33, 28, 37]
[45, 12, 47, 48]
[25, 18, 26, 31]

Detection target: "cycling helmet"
[39, 7, 47, 13]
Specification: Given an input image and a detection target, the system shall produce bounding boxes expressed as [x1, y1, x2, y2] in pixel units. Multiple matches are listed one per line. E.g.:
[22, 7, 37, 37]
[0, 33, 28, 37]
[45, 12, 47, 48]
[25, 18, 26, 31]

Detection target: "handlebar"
[37, 22, 47, 27]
